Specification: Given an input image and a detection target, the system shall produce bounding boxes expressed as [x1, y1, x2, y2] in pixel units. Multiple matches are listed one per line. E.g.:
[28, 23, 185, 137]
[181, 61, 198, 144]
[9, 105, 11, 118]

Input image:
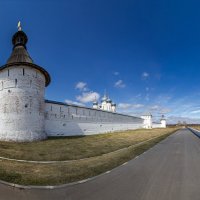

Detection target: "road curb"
[188, 127, 200, 138]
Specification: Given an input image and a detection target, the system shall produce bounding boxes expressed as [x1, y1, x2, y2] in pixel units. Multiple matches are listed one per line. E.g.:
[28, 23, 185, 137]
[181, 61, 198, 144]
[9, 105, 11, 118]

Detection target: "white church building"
[93, 94, 116, 112]
[0, 24, 166, 142]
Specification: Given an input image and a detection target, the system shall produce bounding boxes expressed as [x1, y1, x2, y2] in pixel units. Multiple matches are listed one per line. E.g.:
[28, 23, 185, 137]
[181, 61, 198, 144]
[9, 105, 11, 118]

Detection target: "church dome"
[106, 98, 112, 103]
[161, 115, 166, 120]
[93, 101, 98, 105]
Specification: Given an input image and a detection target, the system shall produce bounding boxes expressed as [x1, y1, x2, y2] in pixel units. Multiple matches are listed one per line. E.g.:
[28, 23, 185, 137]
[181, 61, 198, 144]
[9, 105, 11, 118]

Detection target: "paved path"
[1, 129, 200, 200]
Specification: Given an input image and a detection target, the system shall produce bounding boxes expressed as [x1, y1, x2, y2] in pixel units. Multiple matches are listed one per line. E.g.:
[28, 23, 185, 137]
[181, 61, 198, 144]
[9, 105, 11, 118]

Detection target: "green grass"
[0, 128, 179, 161]
[0, 128, 179, 185]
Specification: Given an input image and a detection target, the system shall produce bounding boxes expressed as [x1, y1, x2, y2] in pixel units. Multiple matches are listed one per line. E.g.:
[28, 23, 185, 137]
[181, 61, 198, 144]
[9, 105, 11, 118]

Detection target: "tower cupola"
[2, 22, 51, 86]
[7, 21, 33, 64]
[106, 98, 112, 103]
[160, 115, 167, 128]
[12, 23, 28, 49]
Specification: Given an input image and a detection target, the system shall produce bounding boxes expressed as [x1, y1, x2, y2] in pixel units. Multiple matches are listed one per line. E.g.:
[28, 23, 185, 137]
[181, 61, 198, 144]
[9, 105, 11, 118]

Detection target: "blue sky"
[1, 0, 200, 123]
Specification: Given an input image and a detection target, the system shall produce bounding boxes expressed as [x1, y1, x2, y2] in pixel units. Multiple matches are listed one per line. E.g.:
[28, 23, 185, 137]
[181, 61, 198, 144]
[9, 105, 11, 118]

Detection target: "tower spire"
[104, 89, 107, 98]
[17, 21, 22, 31]
[6, 22, 33, 64]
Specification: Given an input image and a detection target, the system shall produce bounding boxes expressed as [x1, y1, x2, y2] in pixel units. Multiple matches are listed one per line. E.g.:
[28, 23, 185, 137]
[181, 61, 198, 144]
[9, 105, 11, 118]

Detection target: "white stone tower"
[92, 100, 98, 109]
[101, 94, 108, 110]
[0, 23, 51, 142]
[111, 102, 116, 112]
[160, 115, 167, 128]
[106, 97, 112, 111]
[141, 113, 152, 129]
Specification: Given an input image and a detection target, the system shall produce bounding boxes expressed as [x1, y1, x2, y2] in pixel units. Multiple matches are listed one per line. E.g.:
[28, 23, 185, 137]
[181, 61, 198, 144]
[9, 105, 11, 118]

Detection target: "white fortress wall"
[152, 123, 164, 128]
[0, 66, 47, 141]
[45, 100, 144, 136]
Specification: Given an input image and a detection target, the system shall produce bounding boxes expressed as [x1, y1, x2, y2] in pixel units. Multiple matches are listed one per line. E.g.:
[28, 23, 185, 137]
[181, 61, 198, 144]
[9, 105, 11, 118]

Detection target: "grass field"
[189, 125, 200, 131]
[0, 128, 179, 161]
[0, 127, 179, 185]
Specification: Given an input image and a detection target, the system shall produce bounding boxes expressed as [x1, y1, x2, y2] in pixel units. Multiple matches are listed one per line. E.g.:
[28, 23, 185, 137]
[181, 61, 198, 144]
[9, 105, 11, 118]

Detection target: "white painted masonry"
[160, 117, 167, 128]
[141, 113, 153, 129]
[45, 100, 144, 136]
[0, 65, 47, 141]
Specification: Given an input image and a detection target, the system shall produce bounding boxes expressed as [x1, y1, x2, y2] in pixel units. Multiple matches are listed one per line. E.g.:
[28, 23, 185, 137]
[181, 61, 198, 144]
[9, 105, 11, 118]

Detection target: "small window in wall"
[8, 69, 9, 76]
[51, 105, 53, 111]
[60, 107, 62, 112]
[23, 68, 25, 76]
[15, 79, 17, 86]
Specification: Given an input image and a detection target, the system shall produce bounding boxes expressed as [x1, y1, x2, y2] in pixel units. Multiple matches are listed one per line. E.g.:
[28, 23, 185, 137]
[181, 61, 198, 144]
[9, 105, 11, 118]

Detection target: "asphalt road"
[1, 128, 200, 200]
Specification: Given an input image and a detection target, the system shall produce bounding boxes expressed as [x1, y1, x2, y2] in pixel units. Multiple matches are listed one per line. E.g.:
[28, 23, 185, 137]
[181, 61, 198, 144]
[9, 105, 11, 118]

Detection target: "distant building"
[160, 115, 167, 128]
[93, 94, 116, 112]
[141, 113, 167, 129]
[141, 113, 153, 129]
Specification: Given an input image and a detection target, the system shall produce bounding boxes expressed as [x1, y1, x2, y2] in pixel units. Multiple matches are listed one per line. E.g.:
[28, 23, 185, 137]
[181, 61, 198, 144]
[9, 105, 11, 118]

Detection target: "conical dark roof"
[7, 46, 33, 64]
[7, 30, 33, 64]
[0, 25, 51, 86]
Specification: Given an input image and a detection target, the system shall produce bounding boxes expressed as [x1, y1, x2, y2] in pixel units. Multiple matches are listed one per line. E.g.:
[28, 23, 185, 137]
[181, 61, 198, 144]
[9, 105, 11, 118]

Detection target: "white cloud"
[150, 105, 160, 110]
[114, 80, 126, 88]
[118, 103, 131, 109]
[118, 103, 144, 109]
[145, 94, 150, 101]
[149, 105, 171, 114]
[114, 72, 119, 75]
[134, 104, 144, 108]
[191, 110, 200, 114]
[65, 99, 85, 106]
[160, 108, 171, 114]
[76, 92, 100, 103]
[142, 72, 149, 79]
[75, 82, 88, 91]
